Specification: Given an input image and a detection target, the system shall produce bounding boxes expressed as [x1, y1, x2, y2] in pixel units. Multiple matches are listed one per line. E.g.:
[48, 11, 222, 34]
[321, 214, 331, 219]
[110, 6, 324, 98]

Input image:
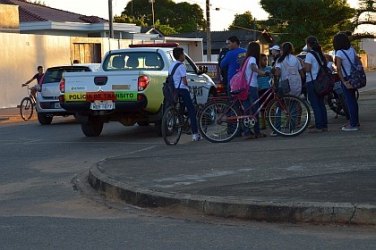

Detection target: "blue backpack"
[341, 49, 367, 89]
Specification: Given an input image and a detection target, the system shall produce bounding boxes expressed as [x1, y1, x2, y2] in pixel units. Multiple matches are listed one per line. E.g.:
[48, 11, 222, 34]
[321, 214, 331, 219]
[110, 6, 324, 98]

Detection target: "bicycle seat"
[230, 88, 245, 95]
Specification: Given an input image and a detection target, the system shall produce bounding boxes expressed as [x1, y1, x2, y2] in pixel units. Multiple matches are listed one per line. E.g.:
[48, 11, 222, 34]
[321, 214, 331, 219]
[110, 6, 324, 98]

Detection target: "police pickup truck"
[59, 43, 216, 137]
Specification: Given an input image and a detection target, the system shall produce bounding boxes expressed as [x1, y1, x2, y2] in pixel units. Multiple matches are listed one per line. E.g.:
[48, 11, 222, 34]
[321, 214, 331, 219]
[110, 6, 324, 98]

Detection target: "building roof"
[0, 0, 107, 23]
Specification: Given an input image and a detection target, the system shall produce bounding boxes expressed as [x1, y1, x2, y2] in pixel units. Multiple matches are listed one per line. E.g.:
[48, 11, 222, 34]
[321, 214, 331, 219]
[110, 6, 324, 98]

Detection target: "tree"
[27, 0, 46, 5]
[115, 0, 205, 33]
[229, 11, 258, 31]
[352, 0, 376, 40]
[260, 0, 355, 50]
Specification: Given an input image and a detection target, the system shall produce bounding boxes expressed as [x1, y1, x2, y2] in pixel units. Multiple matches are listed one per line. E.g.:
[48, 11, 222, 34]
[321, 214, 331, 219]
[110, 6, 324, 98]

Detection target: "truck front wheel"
[81, 117, 103, 137]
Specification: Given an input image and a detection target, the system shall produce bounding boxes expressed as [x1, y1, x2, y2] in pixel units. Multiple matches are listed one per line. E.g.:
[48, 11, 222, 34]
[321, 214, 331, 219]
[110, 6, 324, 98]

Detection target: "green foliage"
[229, 11, 258, 31]
[154, 20, 177, 35]
[260, 0, 356, 51]
[28, 0, 46, 5]
[117, 0, 205, 33]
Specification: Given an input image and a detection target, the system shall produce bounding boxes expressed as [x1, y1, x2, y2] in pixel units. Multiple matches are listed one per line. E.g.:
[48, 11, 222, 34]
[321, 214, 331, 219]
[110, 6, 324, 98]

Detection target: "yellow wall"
[0, 5, 19, 30]
[0, 34, 67, 107]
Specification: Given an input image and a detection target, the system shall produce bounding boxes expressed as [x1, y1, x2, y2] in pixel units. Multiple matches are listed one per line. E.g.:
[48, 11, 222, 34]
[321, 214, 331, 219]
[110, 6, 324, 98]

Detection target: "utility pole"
[108, 0, 114, 38]
[206, 0, 211, 61]
[149, 0, 155, 28]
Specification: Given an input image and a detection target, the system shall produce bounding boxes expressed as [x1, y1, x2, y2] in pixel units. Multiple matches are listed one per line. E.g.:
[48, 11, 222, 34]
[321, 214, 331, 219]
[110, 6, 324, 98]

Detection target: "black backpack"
[163, 63, 182, 106]
[308, 51, 335, 96]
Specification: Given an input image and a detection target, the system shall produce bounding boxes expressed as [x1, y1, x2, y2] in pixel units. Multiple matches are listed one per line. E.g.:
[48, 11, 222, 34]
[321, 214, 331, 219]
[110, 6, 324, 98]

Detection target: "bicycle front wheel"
[198, 101, 240, 143]
[161, 106, 183, 145]
[20, 97, 34, 121]
[266, 95, 310, 136]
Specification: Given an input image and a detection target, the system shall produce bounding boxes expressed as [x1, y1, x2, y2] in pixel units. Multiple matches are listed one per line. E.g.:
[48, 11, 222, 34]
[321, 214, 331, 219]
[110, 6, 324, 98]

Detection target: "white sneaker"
[192, 133, 201, 141]
[270, 131, 278, 137]
[341, 125, 359, 132]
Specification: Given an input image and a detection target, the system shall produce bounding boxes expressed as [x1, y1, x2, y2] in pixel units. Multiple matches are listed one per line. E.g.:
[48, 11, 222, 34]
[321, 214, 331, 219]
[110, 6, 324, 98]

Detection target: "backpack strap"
[308, 51, 326, 81]
[170, 62, 183, 89]
[308, 51, 325, 68]
[340, 49, 356, 78]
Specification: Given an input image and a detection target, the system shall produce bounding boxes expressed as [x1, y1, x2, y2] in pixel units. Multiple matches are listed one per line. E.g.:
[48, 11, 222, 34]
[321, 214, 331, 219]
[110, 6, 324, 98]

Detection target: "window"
[167, 51, 198, 74]
[43, 67, 91, 84]
[73, 43, 101, 63]
[103, 52, 164, 71]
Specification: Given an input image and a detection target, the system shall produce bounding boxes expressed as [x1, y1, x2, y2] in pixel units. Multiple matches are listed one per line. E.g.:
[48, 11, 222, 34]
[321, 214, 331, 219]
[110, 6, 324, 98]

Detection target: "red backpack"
[230, 57, 252, 101]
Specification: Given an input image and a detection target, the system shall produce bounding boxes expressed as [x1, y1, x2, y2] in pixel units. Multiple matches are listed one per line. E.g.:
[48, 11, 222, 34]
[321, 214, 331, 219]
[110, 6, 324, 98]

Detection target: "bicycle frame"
[209, 87, 279, 124]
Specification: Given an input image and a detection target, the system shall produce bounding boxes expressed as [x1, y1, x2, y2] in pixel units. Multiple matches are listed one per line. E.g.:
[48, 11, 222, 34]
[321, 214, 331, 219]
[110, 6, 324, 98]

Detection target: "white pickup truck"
[59, 44, 216, 137]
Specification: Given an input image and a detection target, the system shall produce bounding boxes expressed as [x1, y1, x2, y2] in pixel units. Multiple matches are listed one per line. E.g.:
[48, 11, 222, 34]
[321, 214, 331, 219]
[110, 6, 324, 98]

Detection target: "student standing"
[304, 36, 328, 132]
[257, 53, 272, 130]
[333, 32, 360, 131]
[243, 42, 269, 138]
[273, 42, 304, 136]
[219, 36, 246, 95]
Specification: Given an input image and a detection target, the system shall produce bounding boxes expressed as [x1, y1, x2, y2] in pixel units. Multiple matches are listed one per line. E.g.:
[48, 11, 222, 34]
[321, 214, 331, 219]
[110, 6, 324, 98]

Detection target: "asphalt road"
[0, 118, 376, 249]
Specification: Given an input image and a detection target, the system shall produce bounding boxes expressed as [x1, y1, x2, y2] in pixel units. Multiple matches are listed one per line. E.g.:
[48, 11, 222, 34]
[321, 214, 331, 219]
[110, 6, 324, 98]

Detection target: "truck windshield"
[103, 52, 164, 71]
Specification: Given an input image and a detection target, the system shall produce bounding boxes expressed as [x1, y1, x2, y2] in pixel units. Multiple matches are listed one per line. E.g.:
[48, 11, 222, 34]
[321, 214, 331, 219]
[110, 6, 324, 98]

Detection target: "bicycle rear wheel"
[327, 92, 347, 117]
[266, 95, 310, 136]
[20, 97, 34, 121]
[198, 101, 240, 143]
[162, 106, 183, 145]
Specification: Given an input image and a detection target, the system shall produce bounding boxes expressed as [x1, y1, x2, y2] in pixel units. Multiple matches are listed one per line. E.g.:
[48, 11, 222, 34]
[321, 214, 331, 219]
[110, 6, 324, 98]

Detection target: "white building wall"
[361, 38, 376, 69]
[0, 33, 72, 108]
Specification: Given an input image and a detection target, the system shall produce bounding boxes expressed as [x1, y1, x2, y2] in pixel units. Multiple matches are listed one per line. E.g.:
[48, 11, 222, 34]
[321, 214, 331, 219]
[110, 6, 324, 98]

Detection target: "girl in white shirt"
[304, 36, 328, 132]
[243, 41, 269, 139]
[333, 32, 360, 131]
[273, 42, 304, 136]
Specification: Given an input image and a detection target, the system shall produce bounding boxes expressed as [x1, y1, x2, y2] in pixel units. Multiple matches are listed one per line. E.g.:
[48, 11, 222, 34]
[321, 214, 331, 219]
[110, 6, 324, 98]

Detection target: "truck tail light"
[216, 83, 225, 94]
[138, 75, 149, 91]
[59, 78, 65, 93]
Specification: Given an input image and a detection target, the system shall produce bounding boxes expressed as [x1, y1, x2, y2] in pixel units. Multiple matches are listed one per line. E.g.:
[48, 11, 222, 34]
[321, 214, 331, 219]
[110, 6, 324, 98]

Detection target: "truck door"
[183, 57, 208, 104]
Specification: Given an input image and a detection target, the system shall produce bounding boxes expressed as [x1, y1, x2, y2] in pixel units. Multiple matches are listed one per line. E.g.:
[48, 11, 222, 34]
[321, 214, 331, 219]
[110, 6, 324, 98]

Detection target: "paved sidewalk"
[0, 107, 36, 124]
[89, 90, 376, 225]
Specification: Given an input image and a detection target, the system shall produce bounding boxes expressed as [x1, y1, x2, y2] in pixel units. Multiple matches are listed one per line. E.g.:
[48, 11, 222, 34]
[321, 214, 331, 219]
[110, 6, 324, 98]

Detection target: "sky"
[42, 0, 359, 31]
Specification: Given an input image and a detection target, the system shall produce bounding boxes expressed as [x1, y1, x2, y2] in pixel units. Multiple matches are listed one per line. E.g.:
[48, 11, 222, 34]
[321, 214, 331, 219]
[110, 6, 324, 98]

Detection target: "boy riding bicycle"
[169, 47, 201, 141]
[22, 65, 44, 98]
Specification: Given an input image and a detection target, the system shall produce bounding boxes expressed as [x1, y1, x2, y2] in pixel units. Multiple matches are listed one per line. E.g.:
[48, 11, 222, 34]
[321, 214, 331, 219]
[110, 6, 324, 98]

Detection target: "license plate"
[54, 102, 61, 109]
[90, 101, 115, 110]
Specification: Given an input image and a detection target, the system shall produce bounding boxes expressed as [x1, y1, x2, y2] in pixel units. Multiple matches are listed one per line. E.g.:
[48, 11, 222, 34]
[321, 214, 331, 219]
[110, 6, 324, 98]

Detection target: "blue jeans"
[242, 86, 260, 134]
[306, 80, 328, 129]
[341, 83, 359, 127]
[178, 89, 198, 134]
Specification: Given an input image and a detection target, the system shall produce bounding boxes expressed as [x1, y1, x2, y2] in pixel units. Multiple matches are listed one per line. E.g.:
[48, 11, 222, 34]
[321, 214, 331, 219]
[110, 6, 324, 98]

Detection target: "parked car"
[195, 62, 226, 95]
[36, 64, 100, 125]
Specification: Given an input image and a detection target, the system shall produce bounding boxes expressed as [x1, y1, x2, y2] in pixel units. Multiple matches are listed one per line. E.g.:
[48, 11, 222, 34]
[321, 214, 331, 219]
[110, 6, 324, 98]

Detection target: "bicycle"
[161, 86, 204, 145]
[19, 86, 36, 121]
[197, 86, 311, 143]
[326, 82, 359, 118]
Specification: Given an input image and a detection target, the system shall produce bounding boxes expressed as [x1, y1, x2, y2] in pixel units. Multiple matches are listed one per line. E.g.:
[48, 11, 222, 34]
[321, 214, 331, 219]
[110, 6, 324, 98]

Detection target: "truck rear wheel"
[81, 117, 103, 137]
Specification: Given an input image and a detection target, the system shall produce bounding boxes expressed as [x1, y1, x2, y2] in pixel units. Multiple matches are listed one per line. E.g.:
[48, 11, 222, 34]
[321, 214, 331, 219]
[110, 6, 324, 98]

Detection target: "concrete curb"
[89, 163, 376, 225]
